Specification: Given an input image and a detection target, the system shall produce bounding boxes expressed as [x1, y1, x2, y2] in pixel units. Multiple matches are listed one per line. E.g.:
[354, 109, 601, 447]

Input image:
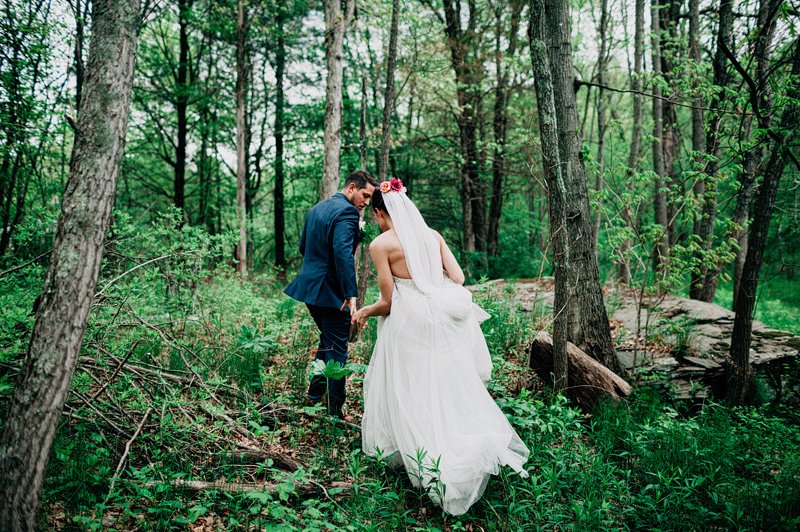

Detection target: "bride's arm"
[352, 241, 393, 327]
[433, 230, 465, 285]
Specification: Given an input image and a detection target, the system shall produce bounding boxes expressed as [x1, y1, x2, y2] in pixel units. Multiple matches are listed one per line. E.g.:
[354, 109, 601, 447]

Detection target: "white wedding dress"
[361, 191, 529, 516]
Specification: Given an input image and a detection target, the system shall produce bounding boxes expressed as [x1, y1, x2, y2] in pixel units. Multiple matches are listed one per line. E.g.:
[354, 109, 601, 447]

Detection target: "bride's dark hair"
[371, 189, 387, 214]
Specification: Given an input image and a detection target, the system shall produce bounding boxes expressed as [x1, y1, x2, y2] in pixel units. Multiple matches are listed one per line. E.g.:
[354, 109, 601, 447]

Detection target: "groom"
[284, 170, 378, 418]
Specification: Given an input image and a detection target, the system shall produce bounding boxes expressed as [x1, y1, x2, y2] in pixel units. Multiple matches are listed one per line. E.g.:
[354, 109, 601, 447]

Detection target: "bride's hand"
[352, 308, 369, 329]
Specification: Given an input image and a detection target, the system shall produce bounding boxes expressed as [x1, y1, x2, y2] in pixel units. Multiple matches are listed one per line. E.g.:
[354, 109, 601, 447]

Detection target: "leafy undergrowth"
[0, 216, 798, 530]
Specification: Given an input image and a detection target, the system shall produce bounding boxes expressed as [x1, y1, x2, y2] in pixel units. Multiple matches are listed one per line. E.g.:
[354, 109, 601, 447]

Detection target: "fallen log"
[145, 478, 352, 497]
[527, 331, 632, 408]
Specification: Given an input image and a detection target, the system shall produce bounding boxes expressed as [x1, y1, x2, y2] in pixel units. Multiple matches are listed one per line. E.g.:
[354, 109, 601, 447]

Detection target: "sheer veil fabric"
[361, 190, 529, 516]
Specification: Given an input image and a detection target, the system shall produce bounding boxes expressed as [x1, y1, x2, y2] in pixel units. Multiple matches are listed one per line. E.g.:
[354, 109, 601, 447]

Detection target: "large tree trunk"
[319, 0, 355, 199]
[726, 37, 800, 406]
[650, 0, 669, 273]
[691, 0, 733, 302]
[235, 0, 248, 274]
[0, 0, 141, 527]
[617, 0, 645, 285]
[274, 4, 286, 269]
[544, 0, 625, 376]
[528, 0, 569, 390]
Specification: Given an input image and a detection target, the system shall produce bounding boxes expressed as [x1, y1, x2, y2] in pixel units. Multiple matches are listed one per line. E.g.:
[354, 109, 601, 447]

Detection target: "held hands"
[351, 307, 369, 330]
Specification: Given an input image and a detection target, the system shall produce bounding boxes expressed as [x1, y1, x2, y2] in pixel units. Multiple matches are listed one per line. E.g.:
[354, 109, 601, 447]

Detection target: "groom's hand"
[341, 297, 357, 314]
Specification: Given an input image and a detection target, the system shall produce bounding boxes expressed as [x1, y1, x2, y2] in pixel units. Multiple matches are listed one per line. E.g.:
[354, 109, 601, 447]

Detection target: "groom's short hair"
[344, 170, 378, 190]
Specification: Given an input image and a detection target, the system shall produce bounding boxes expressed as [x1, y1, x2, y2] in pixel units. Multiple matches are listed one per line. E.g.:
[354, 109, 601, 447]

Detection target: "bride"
[352, 178, 529, 516]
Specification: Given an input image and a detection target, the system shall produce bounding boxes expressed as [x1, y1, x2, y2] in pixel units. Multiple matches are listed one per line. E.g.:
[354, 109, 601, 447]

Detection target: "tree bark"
[319, 0, 355, 199]
[528, 0, 569, 391]
[274, 4, 286, 269]
[726, 37, 800, 406]
[72, 0, 90, 112]
[688, 0, 705, 299]
[544, 0, 625, 375]
[235, 0, 248, 274]
[0, 0, 140, 528]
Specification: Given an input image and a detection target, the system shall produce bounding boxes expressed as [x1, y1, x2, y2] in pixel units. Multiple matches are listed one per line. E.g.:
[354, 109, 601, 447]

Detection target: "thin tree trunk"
[618, 0, 645, 285]
[544, 0, 625, 375]
[360, 75, 367, 170]
[320, 0, 355, 199]
[379, 0, 399, 181]
[728, 38, 800, 404]
[235, 0, 247, 274]
[174, 0, 191, 212]
[72, 0, 89, 112]
[528, 0, 568, 391]
[733, 0, 779, 306]
[651, 0, 669, 273]
[692, 0, 733, 302]
[688, 0, 705, 299]
[488, 0, 523, 258]
[274, 3, 286, 269]
[592, 0, 609, 251]
[0, 1, 140, 527]
[442, 0, 486, 256]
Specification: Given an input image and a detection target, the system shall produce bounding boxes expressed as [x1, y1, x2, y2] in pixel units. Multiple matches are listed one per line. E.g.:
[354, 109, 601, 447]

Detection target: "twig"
[103, 408, 153, 506]
[90, 339, 142, 401]
[0, 250, 51, 278]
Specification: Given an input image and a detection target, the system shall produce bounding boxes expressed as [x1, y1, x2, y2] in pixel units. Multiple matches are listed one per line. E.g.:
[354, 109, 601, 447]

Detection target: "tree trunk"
[528, 0, 569, 390]
[72, 0, 89, 112]
[544, 0, 625, 375]
[650, 0, 669, 273]
[0, 1, 140, 528]
[319, 0, 355, 199]
[235, 0, 248, 274]
[488, 0, 523, 258]
[528, 331, 632, 409]
[618, 0, 645, 285]
[379, 0, 399, 181]
[360, 75, 368, 170]
[592, 0, 609, 251]
[688, 0, 705, 299]
[442, 0, 486, 256]
[726, 37, 800, 406]
[733, 0, 779, 306]
[691, 0, 733, 302]
[174, 0, 191, 212]
[659, 0, 681, 249]
[274, 4, 286, 269]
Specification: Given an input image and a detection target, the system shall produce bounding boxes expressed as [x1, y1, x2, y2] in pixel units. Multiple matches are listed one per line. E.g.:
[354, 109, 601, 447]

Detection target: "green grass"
[715, 275, 800, 335]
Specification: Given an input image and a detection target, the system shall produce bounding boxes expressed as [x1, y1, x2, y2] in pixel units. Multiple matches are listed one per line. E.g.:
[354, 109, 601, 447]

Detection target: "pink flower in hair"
[379, 181, 391, 193]
[389, 178, 404, 192]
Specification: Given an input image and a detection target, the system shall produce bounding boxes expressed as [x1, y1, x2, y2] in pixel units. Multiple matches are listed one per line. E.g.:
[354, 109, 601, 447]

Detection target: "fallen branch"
[146, 478, 352, 496]
[104, 408, 152, 505]
[200, 403, 303, 471]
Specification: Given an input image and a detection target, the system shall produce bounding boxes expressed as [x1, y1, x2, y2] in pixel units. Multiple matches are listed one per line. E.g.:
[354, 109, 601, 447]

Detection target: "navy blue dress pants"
[306, 304, 350, 418]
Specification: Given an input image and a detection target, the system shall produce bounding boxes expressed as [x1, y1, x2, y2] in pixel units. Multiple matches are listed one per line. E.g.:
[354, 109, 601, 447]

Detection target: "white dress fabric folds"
[360, 190, 528, 516]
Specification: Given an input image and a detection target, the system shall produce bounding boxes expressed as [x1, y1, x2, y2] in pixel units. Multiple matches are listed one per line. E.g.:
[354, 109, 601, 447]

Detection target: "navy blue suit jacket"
[284, 193, 360, 309]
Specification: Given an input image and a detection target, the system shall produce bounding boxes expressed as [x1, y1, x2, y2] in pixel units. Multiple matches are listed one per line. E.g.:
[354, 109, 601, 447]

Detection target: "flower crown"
[379, 178, 406, 194]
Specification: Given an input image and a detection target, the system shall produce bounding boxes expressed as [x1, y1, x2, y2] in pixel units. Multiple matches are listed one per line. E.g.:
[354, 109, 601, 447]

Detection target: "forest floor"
[2, 266, 798, 530]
